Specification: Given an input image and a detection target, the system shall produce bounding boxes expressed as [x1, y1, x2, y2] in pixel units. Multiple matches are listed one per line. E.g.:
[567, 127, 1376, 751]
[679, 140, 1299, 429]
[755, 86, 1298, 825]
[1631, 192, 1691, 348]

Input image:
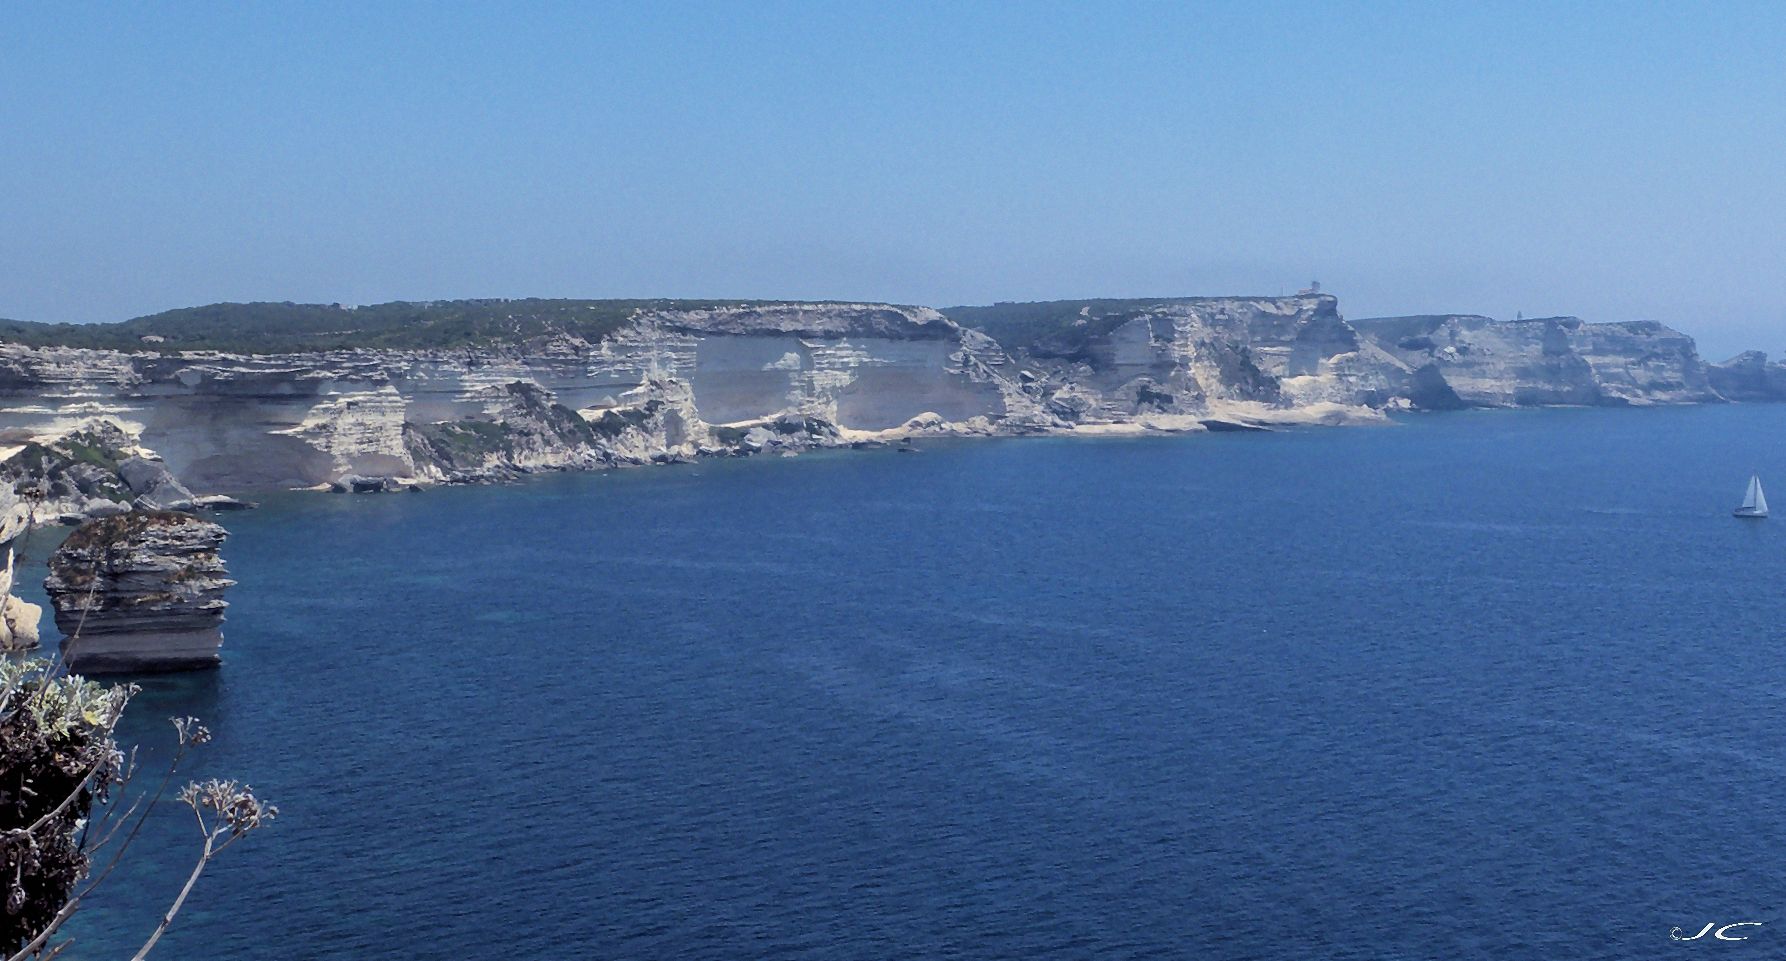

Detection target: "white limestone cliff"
[0, 296, 1757, 495]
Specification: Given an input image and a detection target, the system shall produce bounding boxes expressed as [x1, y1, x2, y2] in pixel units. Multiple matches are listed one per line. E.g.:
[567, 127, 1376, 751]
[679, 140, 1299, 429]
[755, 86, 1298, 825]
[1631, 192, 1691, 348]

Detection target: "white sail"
[1737, 474, 1769, 517]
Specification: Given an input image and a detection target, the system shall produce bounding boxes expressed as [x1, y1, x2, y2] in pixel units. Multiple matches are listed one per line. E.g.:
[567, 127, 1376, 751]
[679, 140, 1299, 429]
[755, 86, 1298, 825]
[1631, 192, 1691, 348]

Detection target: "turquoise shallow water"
[36, 404, 1786, 960]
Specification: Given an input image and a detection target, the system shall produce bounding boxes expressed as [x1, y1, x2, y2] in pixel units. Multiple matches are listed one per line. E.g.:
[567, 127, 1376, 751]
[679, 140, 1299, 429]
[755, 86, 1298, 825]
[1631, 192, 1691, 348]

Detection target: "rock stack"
[43, 511, 233, 673]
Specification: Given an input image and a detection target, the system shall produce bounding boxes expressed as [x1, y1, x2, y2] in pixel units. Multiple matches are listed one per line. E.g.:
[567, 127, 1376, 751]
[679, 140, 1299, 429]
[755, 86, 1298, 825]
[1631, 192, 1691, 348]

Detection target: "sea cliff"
[1346, 314, 1718, 408]
[0, 295, 1765, 495]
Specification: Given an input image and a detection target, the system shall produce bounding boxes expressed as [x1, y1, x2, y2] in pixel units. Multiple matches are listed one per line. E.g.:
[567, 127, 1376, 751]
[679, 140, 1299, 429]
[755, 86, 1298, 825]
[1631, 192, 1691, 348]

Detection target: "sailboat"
[1734, 473, 1769, 519]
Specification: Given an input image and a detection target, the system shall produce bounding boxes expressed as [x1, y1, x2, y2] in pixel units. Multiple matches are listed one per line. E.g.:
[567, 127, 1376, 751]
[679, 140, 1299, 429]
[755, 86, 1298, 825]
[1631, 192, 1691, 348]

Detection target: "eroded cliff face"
[1348, 315, 1719, 409]
[972, 295, 1397, 427]
[0, 303, 1028, 490]
[1709, 351, 1786, 401]
[0, 297, 1757, 493]
[580, 377, 712, 464]
[404, 381, 605, 482]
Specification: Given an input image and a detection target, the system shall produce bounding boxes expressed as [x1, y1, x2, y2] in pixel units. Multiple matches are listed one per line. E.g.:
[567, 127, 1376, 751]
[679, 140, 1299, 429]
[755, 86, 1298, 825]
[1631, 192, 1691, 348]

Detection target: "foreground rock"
[43, 511, 233, 673]
[399, 376, 855, 483]
[116, 453, 197, 509]
[0, 421, 139, 519]
[0, 485, 41, 650]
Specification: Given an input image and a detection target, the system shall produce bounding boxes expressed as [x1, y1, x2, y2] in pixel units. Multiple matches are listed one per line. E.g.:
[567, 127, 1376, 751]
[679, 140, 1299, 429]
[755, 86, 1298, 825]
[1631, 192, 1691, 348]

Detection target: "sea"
[32, 404, 1786, 960]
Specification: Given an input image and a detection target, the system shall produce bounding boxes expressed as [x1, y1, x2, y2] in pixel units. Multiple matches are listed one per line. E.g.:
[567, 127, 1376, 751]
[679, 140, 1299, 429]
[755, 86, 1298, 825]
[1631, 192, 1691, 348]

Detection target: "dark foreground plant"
[0, 661, 128, 951]
[0, 661, 275, 961]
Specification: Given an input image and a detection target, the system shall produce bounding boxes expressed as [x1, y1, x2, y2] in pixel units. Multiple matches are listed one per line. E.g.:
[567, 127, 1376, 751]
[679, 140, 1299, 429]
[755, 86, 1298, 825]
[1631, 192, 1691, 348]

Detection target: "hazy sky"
[4, 2, 1783, 357]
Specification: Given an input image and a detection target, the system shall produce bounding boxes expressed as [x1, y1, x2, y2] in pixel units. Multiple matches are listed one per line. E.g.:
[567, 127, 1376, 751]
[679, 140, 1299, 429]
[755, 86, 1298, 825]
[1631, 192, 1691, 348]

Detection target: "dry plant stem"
[75, 745, 140, 855]
[128, 829, 218, 961]
[77, 738, 193, 898]
[128, 780, 267, 961]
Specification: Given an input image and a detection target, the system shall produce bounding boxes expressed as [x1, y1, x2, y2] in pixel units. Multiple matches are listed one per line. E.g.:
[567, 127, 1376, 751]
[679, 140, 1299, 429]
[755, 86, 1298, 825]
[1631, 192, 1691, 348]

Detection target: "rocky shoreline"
[0, 294, 1773, 505]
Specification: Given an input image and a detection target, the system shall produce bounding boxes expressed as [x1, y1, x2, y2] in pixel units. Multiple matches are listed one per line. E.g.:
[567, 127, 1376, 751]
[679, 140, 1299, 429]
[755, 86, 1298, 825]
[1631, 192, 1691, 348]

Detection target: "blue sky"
[3, 1, 1782, 357]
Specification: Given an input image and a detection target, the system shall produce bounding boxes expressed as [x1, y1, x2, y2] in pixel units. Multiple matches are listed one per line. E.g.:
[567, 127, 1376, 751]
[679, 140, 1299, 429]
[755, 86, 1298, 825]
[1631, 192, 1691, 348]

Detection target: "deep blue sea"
[33, 405, 1786, 960]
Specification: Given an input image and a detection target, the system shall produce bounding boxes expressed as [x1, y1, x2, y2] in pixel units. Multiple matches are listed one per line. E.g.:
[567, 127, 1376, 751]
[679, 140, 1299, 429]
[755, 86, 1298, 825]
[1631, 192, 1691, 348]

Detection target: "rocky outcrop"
[0, 420, 248, 521]
[405, 381, 604, 483]
[328, 473, 408, 494]
[1347, 315, 1719, 409]
[0, 421, 139, 520]
[1709, 351, 1786, 401]
[116, 455, 197, 510]
[710, 412, 847, 456]
[1566, 320, 1716, 405]
[43, 511, 232, 673]
[582, 376, 712, 463]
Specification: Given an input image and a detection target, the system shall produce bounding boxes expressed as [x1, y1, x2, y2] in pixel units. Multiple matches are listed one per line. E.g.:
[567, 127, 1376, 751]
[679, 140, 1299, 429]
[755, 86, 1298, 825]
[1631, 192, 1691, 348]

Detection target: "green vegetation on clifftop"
[0, 299, 788, 354]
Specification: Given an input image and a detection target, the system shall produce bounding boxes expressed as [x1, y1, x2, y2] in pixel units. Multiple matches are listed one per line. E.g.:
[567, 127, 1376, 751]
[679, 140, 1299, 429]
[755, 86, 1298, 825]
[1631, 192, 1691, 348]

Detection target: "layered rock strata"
[1346, 314, 1719, 408]
[0, 303, 1024, 490]
[43, 511, 232, 673]
[1709, 351, 1786, 401]
[951, 295, 1400, 426]
[0, 296, 1763, 495]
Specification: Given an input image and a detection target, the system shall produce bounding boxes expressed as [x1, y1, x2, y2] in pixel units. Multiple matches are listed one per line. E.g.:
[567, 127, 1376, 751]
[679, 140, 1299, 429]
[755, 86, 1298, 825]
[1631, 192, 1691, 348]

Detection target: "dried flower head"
[170, 717, 211, 747]
[179, 780, 277, 838]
